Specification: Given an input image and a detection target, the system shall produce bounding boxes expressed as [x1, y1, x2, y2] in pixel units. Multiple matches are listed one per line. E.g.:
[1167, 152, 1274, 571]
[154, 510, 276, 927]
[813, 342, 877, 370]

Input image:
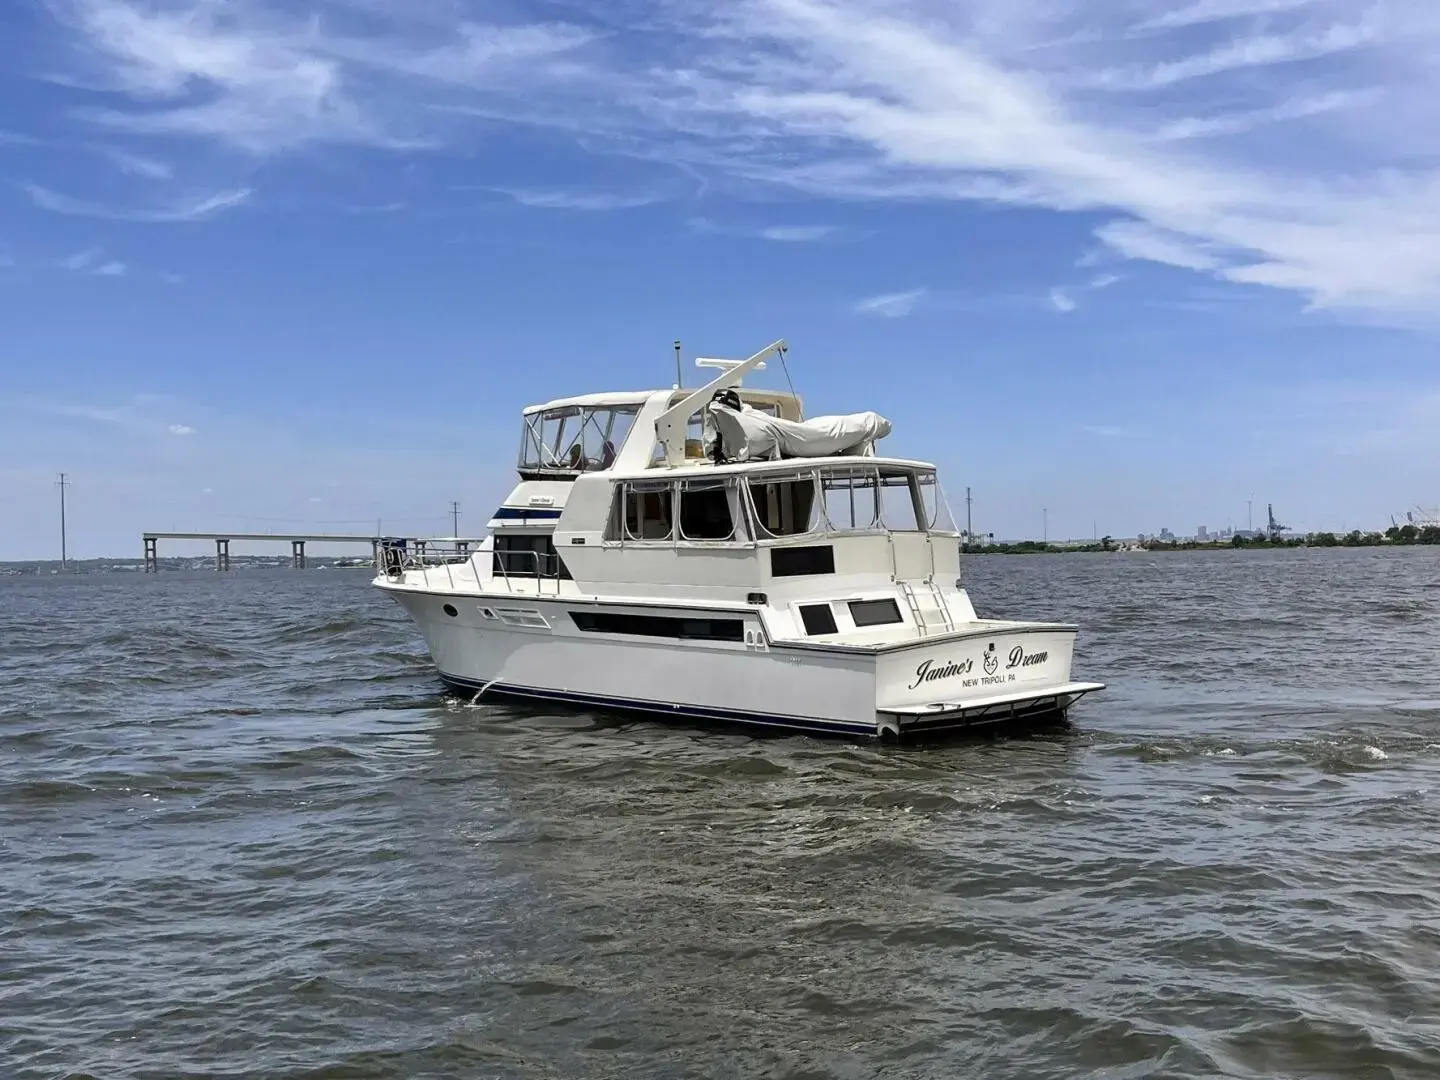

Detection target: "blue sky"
[4, 0, 1440, 559]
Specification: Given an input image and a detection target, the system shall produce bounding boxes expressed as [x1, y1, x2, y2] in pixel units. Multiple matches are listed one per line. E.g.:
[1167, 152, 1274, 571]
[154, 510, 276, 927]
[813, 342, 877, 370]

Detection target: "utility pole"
[57, 472, 69, 570]
[1042, 507, 1048, 544]
[450, 501, 460, 538]
[965, 486, 973, 542]
[673, 339, 682, 390]
[1247, 497, 1253, 534]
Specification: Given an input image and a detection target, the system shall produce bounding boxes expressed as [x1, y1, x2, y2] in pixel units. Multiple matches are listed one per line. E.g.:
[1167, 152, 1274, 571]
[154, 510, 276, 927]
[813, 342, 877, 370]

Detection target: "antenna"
[673, 339, 682, 390]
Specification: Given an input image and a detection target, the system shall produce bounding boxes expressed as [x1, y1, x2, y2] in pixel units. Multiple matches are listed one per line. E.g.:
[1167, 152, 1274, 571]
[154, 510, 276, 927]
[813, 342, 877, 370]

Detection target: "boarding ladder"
[899, 580, 955, 636]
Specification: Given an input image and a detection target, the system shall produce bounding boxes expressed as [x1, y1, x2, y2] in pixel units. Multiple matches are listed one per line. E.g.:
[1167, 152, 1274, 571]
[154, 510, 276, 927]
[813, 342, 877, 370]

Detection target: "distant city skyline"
[4, 1, 1440, 558]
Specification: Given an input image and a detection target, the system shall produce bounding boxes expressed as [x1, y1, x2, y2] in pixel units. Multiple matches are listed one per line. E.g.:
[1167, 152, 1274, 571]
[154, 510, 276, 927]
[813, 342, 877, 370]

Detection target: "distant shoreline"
[4, 526, 1438, 572]
[966, 526, 1440, 555]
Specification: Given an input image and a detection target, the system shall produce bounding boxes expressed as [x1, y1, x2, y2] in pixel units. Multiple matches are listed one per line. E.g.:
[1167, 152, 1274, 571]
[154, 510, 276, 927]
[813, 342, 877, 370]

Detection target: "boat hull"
[383, 586, 1102, 740]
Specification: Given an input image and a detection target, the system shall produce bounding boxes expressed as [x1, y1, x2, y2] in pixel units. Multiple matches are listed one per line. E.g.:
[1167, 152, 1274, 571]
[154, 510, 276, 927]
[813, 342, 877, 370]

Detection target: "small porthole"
[443, 603, 459, 617]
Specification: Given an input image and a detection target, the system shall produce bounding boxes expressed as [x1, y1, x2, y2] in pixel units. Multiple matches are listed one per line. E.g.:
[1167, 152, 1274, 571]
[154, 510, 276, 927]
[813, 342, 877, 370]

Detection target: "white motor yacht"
[374, 339, 1103, 740]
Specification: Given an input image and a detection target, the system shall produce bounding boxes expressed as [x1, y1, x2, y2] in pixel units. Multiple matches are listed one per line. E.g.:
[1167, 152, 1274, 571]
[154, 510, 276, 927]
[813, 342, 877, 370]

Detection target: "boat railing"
[490, 549, 565, 596]
[377, 538, 482, 592]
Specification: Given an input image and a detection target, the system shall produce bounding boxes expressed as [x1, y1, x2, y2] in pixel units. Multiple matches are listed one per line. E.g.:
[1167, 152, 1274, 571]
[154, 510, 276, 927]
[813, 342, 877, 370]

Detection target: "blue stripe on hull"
[438, 673, 874, 737]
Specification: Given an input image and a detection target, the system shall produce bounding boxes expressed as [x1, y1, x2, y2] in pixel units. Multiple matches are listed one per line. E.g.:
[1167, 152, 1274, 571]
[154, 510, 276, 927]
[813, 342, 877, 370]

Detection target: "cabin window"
[604, 481, 674, 542]
[849, 598, 902, 627]
[745, 473, 819, 538]
[877, 470, 923, 531]
[519, 405, 639, 474]
[569, 611, 744, 641]
[819, 467, 882, 531]
[799, 603, 838, 635]
[678, 479, 736, 541]
[913, 470, 956, 532]
[493, 533, 572, 579]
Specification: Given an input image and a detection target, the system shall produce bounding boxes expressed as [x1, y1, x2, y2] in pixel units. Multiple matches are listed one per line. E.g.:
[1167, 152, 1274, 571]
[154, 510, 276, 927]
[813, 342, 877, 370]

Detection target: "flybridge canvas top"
[706, 395, 891, 463]
[514, 338, 891, 475]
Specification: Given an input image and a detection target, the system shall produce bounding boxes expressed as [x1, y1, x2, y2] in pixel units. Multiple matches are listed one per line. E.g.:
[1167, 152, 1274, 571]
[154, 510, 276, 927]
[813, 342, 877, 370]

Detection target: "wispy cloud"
[855, 288, 926, 318]
[56, 247, 127, 277]
[1083, 424, 1143, 438]
[1049, 287, 1077, 313]
[105, 148, 173, 180]
[494, 188, 663, 211]
[688, 218, 845, 242]
[30, 0, 1440, 323]
[59, 248, 100, 271]
[168, 424, 195, 435]
[759, 225, 839, 242]
[51, 0, 596, 154]
[1090, 273, 1123, 289]
[26, 183, 252, 222]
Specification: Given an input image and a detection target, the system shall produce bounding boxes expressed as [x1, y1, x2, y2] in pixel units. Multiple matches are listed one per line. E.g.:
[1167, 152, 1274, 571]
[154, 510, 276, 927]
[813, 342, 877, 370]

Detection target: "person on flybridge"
[706, 387, 892, 464]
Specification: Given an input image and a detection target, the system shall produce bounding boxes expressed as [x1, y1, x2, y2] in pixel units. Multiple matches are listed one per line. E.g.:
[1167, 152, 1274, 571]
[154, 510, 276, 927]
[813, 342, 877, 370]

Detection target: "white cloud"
[95, 260, 127, 276]
[759, 225, 838, 242]
[31, 0, 1440, 322]
[105, 148, 172, 179]
[1049, 287, 1077, 312]
[1095, 221, 1223, 272]
[855, 288, 926, 318]
[52, 0, 596, 154]
[60, 247, 100, 271]
[1090, 273, 1122, 289]
[495, 188, 662, 211]
[26, 183, 252, 222]
[168, 424, 195, 435]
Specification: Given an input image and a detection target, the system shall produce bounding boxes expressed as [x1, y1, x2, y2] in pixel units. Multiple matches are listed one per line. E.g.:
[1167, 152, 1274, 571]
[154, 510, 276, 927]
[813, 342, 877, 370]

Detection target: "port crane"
[1266, 503, 1287, 541]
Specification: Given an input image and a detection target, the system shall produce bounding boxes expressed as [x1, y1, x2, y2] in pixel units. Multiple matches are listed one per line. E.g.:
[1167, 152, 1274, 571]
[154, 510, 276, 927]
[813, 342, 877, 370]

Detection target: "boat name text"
[908, 657, 972, 690]
[909, 644, 1050, 691]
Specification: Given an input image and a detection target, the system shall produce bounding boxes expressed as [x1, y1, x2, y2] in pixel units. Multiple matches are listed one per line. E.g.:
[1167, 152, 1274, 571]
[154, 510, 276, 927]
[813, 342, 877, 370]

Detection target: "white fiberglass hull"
[383, 586, 1102, 740]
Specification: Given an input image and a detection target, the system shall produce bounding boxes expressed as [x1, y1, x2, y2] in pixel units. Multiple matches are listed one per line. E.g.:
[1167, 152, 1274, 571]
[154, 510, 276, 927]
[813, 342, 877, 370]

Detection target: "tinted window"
[849, 598, 902, 627]
[770, 545, 835, 577]
[569, 611, 743, 641]
[799, 604, 838, 635]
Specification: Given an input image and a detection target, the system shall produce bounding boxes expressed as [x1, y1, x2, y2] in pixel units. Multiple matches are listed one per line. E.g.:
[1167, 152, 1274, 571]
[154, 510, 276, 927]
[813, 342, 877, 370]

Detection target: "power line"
[57, 473, 69, 570]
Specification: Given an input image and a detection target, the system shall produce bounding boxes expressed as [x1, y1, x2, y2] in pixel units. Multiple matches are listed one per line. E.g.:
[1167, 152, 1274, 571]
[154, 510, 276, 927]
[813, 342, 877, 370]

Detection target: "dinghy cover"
[706, 398, 891, 462]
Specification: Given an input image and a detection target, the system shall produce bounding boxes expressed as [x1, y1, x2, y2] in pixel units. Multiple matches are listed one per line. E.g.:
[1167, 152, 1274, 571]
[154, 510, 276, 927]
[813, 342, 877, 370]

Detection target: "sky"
[3, 0, 1440, 559]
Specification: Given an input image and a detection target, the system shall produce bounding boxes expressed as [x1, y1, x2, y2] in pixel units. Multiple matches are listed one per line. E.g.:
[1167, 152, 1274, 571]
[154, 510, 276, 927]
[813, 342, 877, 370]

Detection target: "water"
[4, 548, 1440, 1079]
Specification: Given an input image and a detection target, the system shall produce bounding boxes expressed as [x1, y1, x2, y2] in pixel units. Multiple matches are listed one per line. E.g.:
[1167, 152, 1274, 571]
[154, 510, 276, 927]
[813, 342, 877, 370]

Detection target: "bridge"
[141, 532, 484, 572]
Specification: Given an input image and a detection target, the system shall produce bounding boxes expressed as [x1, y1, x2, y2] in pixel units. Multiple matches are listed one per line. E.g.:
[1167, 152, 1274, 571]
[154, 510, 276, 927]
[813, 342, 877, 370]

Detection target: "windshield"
[743, 465, 956, 538]
[519, 405, 639, 473]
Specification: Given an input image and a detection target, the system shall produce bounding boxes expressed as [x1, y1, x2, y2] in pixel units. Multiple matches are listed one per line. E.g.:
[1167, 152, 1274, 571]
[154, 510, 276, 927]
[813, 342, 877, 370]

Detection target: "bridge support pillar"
[216, 538, 230, 571]
[292, 539, 306, 569]
[144, 536, 158, 573]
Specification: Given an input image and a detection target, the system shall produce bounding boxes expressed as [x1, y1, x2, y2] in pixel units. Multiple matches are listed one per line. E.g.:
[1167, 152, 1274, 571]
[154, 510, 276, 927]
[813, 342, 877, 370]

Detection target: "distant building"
[1159, 527, 1175, 541]
[1197, 525, 1208, 540]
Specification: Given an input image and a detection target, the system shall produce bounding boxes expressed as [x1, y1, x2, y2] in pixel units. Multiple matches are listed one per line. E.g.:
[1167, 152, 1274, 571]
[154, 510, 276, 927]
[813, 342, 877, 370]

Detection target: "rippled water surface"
[5, 548, 1440, 1079]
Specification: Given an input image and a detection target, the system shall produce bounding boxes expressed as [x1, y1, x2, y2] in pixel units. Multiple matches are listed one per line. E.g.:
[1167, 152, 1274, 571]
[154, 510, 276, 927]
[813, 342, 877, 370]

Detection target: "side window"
[492, 534, 571, 579]
[747, 475, 819, 538]
[618, 482, 673, 541]
[679, 480, 735, 541]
